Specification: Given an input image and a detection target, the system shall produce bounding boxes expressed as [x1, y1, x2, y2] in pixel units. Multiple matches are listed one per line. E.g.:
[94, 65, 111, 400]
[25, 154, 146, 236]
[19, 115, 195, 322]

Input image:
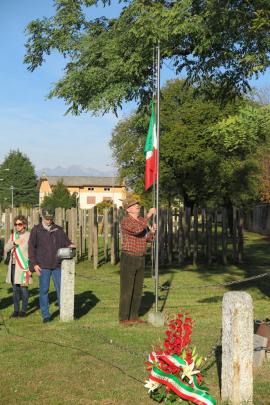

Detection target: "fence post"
[237, 210, 244, 264]
[160, 209, 166, 265]
[193, 206, 198, 266]
[221, 291, 253, 405]
[33, 208, 40, 226]
[167, 208, 173, 264]
[110, 207, 115, 265]
[78, 208, 83, 259]
[222, 207, 227, 265]
[60, 258, 75, 322]
[54, 207, 63, 227]
[213, 210, 218, 259]
[4, 209, 10, 249]
[232, 206, 238, 262]
[71, 207, 77, 251]
[93, 206, 99, 269]
[178, 209, 184, 265]
[88, 209, 93, 261]
[201, 208, 206, 257]
[206, 210, 212, 265]
[103, 208, 109, 262]
[184, 207, 191, 257]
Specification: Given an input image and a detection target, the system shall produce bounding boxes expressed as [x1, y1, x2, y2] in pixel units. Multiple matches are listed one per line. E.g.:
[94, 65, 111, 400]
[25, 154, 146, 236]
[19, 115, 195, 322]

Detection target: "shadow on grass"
[139, 291, 155, 316]
[159, 273, 174, 312]
[215, 345, 222, 394]
[199, 296, 223, 304]
[74, 290, 99, 319]
[0, 287, 14, 310]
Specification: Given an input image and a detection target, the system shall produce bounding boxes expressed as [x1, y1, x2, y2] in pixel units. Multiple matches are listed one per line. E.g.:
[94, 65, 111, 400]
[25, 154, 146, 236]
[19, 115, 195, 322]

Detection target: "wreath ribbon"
[148, 352, 216, 405]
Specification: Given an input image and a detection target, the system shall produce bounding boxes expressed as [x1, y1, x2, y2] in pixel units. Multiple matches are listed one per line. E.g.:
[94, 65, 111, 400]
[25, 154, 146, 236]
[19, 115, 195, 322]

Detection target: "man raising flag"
[144, 101, 158, 190]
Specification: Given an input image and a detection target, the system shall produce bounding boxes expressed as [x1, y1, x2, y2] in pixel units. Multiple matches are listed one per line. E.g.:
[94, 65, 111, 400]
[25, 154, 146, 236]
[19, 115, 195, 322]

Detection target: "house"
[38, 176, 126, 209]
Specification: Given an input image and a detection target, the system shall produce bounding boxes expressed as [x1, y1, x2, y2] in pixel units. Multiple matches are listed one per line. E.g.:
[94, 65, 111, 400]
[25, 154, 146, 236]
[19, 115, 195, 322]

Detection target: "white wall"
[79, 191, 123, 209]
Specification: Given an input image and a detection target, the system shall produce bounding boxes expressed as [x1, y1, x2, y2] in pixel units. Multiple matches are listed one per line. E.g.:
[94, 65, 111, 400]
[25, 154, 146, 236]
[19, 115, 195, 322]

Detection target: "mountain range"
[36, 165, 114, 178]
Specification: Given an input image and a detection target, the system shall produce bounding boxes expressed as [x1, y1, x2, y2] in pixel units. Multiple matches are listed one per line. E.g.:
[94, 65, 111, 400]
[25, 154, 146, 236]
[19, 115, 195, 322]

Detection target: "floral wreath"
[145, 313, 216, 405]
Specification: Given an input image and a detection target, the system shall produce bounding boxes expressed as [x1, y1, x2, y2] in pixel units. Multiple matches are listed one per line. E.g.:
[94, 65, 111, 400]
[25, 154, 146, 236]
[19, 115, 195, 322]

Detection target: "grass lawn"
[0, 231, 270, 405]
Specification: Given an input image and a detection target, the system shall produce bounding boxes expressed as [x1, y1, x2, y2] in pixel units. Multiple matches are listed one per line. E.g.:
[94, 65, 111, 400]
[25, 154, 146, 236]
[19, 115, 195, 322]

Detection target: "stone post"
[60, 258, 75, 322]
[221, 291, 253, 405]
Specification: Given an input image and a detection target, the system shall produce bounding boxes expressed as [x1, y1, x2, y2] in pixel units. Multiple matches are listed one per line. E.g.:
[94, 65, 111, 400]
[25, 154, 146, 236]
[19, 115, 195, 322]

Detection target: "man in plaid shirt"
[119, 197, 156, 325]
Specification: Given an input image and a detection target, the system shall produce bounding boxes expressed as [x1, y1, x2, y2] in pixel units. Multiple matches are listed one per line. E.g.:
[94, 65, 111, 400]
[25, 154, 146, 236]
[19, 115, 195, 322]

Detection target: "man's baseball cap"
[41, 208, 55, 219]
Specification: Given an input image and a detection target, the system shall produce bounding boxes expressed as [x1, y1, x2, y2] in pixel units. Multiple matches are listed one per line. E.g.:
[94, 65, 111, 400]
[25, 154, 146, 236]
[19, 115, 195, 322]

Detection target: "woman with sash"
[4, 215, 32, 318]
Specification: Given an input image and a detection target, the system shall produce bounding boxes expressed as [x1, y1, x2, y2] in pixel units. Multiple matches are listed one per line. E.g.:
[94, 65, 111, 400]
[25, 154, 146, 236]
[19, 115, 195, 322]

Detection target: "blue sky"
[0, 0, 269, 173]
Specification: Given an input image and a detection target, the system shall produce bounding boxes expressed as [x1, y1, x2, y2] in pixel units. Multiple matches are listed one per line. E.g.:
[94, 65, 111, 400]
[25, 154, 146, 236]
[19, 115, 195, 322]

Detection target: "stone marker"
[253, 334, 267, 368]
[60, 258, 75, 322]
[221, 291, 253, 405]
[148, 311, 165, 327]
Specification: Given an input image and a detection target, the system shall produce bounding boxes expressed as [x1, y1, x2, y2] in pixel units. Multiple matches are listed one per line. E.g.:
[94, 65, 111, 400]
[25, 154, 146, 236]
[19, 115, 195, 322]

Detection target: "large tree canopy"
[24, 0, 270, 114]
[0, 150, 38, 208]
[110, 80, 270, 207]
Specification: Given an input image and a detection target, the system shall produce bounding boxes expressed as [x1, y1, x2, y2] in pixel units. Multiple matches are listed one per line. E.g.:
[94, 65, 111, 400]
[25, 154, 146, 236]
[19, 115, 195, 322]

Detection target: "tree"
[41, 179, 77, 209]
[110, 80, 270, 207]
[0, 150, 38, 208]
[24, 0, 270, 115]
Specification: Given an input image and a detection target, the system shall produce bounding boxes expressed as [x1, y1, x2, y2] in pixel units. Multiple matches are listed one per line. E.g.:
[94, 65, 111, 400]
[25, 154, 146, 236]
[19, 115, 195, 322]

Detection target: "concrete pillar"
[60, 259, 75, 322]
[221, 291, 253, 404]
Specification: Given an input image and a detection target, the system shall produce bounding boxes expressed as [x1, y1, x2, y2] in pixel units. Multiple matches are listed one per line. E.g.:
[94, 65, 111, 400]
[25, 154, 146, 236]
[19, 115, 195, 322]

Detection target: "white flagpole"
[154, 42, 160, 313]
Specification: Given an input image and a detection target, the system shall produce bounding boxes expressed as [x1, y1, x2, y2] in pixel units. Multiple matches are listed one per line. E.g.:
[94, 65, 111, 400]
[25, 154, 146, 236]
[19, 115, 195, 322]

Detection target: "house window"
[104, 187, 111, 191]
[88, 187, 94, 191]
[103, 197, 112, 202]
[87, 196, 96, 204]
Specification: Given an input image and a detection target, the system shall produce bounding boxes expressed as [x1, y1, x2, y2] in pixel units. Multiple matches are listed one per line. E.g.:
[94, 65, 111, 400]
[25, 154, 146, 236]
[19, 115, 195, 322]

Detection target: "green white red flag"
[144, 102, 158, 190]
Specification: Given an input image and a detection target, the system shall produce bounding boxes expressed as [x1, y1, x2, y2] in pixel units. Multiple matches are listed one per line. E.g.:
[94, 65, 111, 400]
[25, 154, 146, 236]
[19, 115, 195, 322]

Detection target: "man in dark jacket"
[28, 208, 74, 323]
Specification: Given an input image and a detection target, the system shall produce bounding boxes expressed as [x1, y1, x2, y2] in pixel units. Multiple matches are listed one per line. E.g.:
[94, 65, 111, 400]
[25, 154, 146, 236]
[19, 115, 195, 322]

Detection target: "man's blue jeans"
[39, 268, 61, 320]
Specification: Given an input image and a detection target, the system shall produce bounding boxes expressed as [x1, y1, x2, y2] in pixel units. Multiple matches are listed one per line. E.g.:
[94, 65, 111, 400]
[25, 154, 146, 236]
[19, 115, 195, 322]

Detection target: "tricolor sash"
[11, 232, 30, 283]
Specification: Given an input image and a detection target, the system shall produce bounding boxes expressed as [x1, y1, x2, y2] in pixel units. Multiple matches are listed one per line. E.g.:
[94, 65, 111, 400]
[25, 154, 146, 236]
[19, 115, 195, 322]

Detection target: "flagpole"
[154, 42, 160, 313]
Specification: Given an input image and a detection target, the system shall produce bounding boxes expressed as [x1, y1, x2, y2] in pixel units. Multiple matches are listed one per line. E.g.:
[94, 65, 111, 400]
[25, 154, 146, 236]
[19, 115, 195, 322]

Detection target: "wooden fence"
[244, 204, 270, 236]
[0, 206, 244, 268]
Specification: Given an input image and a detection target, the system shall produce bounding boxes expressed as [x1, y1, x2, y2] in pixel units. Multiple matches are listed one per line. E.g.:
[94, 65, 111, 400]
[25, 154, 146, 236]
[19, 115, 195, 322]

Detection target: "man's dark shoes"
[10, 311, 19, 318]
[43, 317, 51, 324]
[19, 312, 27, 318]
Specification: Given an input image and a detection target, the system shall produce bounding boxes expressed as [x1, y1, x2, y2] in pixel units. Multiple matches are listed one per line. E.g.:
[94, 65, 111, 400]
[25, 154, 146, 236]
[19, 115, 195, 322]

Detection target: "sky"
[0, 0, 126, 173]
[0, 0, 270, 174]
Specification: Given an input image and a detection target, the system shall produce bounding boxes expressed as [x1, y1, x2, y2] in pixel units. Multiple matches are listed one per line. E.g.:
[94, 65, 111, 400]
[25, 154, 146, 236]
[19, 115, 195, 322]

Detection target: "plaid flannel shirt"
[121, 214, 154, 256]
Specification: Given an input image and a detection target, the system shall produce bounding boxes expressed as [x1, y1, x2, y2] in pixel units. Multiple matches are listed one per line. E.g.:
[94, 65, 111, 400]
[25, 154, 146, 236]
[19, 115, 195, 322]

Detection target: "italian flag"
[144, 102, 158, 190]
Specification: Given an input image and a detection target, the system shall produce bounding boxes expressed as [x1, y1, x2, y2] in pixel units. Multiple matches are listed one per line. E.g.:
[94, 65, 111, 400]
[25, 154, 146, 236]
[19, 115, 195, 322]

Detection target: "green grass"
[0, 231, 270, 404]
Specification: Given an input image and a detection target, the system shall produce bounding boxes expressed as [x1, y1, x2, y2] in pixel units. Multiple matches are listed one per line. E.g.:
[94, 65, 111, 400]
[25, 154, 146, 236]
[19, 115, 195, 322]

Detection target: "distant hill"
[36, 165, 114, 178]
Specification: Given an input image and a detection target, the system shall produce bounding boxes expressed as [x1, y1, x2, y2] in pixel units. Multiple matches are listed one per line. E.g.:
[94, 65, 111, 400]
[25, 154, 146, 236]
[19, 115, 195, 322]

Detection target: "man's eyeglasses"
[14, 222, 24, 226]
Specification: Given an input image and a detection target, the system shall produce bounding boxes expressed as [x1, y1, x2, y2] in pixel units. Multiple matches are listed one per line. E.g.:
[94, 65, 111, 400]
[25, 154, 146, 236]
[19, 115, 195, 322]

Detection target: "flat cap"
[122, 197, 140, 210]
